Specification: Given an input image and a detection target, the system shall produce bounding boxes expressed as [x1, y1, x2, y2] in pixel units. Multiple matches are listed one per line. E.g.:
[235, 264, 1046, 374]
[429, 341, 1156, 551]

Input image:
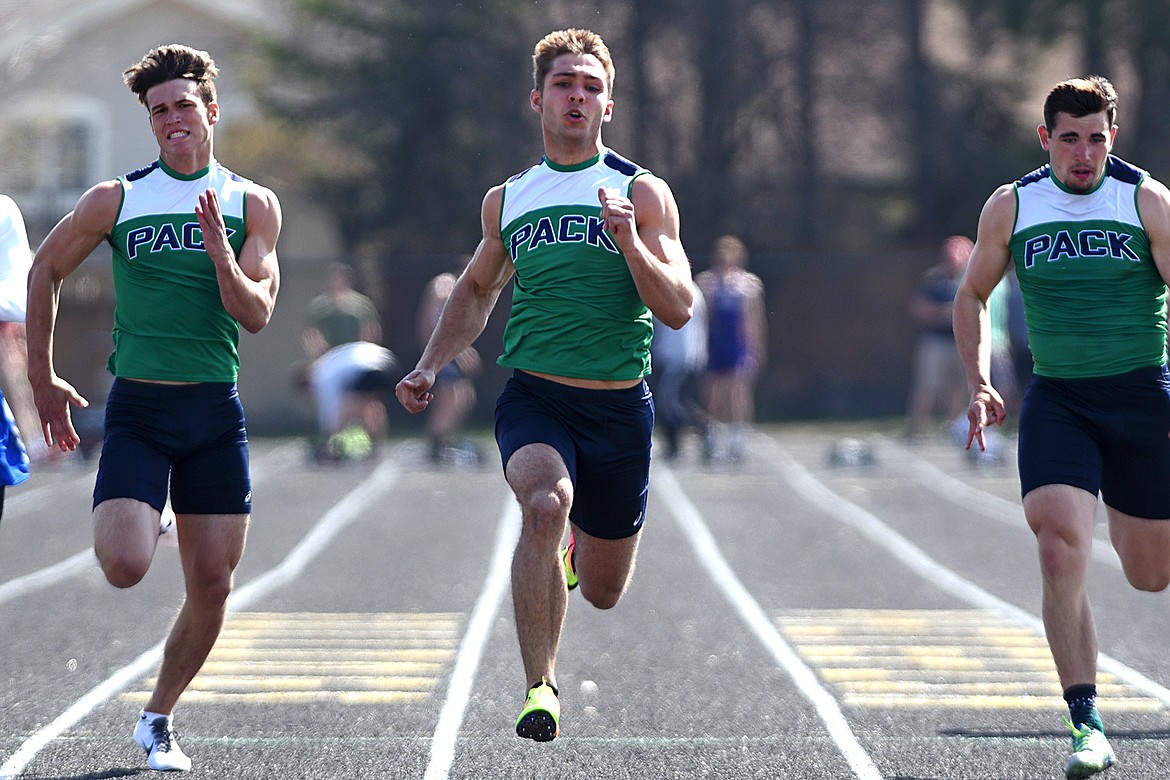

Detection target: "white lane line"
[654, 463, 884, 780]
[248, 440, 305, 483]
[226, 457, 400, 606]
[753, 434, 1170, 709]
[0, 549, 95, 606]
[0, 454, 401, 780]
[423, 497, 520, 780]
[875, 434, 1122, 570]
[5, 464, 97, 511]
[0, 441, 303, 607]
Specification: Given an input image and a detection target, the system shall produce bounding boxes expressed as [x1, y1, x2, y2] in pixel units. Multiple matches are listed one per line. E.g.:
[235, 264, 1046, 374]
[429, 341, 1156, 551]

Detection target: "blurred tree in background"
[211, 0, 1170, 421]
[241, 0, 1170, 258]
[253, 0, 540, 255]
[966, 0, 1170, 181]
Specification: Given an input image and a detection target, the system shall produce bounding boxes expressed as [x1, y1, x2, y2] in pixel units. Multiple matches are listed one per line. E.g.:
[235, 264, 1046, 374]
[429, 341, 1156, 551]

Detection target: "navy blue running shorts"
[1018, 364, 1170, 519]
[94, 379, 252, 515]
[494, 370, 654, 540]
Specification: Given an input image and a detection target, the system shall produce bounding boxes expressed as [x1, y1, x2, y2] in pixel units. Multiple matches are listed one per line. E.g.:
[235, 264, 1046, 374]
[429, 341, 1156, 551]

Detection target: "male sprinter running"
[955, 75, 1170, 779]
[397, 28, 693, 742]
[27, 44, 281, 771]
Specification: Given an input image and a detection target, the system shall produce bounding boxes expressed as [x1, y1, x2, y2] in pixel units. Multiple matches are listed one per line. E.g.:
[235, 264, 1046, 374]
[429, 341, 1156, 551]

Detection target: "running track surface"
[1, 423, 1168, 779]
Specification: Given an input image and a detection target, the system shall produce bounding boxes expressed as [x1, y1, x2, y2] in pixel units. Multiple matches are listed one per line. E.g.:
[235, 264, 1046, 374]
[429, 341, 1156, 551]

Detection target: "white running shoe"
[133, 710, 191, 772]
[159, 504, 176, 536]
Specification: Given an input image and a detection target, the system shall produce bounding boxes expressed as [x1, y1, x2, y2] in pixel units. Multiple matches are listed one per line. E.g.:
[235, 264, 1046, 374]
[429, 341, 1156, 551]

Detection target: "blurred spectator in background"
[301, 262, 381, 357]
[0, 194, 31, 522]
[696, 235, 765, 464]
[650, 281, 707, 461]
[905, 235, 972, 440]
[301, 262, 393, 461]
[417, 258, 482, 465]
[307, 341, 396, 461]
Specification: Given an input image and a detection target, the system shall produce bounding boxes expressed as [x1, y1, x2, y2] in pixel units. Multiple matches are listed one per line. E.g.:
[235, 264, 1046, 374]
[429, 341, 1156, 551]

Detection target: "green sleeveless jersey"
[1010, 156, 1168, 378]
[497, 150, 653, 381]
[106, 159, 250, 382]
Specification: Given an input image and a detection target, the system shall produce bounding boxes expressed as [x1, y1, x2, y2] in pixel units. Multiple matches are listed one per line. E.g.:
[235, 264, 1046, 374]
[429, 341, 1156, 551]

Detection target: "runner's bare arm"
[199, 186, 282, 333]
[599, 176, 693, 329]
[397, 185, 514, 413]
[26, 182, 120, 448]
[953, 184, 1015, 450]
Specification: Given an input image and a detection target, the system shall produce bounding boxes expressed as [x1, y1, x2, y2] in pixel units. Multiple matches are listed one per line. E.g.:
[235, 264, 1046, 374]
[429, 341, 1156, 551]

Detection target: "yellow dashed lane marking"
[121, 612, 460, 706]
[776, 609, 1163, 712]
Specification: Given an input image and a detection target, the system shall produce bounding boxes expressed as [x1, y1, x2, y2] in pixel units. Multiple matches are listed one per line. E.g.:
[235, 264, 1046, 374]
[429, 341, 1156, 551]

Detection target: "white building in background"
[0, 0, 341, 433]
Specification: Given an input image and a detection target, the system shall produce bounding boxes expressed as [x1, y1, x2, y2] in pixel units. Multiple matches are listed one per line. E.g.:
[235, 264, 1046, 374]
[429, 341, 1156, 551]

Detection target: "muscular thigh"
[571, 523, 641, 585]
[1098, 370, 1170, 518]
[162, 385, 250, 516]
[1108, 505, 1170, 592]
[495, 371, 653, 539]
[571, 402, 653, 539]
[495, 374, 579, 486]
[176, 513, 251, 580]
[170, 427, 251, 516]
[1017, 378, 1103, 501]
[1021, 367, 1170, 518]
[94, 382, 174, 512]
[95, 380, 251, 516]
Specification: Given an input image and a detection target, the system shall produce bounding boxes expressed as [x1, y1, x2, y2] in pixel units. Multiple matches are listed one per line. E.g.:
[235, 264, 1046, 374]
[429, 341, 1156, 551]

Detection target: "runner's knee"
[185, 573, 234, 608]
[1033, 527, 1090, 581]
[98, 553, 150, 589]
[579, 579, 623, 610]
[521, 485, 572, 539]
[1126, 572, 1170, 592]
[1120, 562, 1170, 593]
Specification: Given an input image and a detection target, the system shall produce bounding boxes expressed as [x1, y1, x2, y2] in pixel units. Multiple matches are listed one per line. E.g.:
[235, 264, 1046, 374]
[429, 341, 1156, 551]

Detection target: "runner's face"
[532, 53, 613, 144]
[1038, 111, 1116, 193]
[145, 79, 217, 162]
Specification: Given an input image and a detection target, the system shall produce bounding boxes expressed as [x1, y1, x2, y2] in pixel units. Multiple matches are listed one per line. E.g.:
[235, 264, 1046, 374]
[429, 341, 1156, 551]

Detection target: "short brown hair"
[1043, 76, 1117, 132]
[124, 44, 219, 107]
[532, 29, 615, 94]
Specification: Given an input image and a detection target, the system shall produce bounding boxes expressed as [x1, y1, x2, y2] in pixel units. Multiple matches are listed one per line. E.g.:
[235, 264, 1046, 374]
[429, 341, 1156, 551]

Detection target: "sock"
[141, 709, 171, 724]
[1064, 684, 1104, 732]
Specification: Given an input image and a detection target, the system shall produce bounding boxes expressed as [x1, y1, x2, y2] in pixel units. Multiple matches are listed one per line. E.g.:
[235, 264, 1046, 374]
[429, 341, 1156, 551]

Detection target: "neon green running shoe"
[562, 532, 578, 592]
[335, 426, 373, 460]
[515, 677, 560, 742]
[1064, 717, 1116, 779]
